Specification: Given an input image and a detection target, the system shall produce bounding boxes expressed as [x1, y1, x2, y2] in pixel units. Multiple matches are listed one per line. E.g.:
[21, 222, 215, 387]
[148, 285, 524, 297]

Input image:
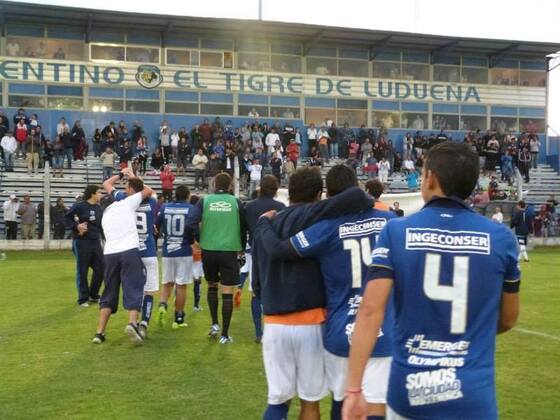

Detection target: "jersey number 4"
[343, 238, 372, 288]
[423, 253, 469, 334]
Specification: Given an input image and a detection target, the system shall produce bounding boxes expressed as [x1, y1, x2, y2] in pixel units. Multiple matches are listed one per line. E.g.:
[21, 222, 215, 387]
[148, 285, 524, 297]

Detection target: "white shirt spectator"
[265, 132, 280, 155]
[57, 122, 69, 136]
[307, 127, 318, 140]
[491, 211, 504, 224]
[248, 110, 260, 118]
[192, 153, 208, 170]
[102, 192, 142, 255]
[317, 128, 330, 139]
[250, 163, 263, 182]
[403, 159, 415, 172]
[171, 132, 180, 148]
[7, 42, 20, 56]
[1, 135, 17, 154]
[379, 160, 390, 174]
[3, 198, 20, 222]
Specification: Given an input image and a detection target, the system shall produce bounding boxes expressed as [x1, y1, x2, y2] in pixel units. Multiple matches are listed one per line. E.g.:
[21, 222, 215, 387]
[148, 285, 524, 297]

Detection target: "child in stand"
[407, 169, 419, 192]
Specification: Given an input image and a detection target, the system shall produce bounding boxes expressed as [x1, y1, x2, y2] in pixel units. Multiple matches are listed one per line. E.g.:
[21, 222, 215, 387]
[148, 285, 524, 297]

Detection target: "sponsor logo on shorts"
[338, 218, 387, 239]
[295, 231, 309, 248]
[405, 228, 490, 255]
[406, 368, 463, 406]
[209, 201, 232, 212]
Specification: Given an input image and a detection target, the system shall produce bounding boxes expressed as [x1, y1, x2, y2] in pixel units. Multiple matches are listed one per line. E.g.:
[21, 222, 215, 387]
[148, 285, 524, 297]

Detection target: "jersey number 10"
[423, 253, 469, 335]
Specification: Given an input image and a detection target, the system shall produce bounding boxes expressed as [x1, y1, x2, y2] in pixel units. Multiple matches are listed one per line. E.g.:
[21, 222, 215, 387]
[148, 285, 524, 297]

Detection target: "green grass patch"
[0, 248, 558, 419]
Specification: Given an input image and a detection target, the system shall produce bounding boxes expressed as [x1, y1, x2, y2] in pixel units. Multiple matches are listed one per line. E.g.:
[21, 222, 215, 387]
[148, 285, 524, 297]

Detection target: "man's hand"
[342, 392, 367, 420]
[77, 222, 88, 236]
[261, 210, 277, 219]
[122, 167, 135, 178]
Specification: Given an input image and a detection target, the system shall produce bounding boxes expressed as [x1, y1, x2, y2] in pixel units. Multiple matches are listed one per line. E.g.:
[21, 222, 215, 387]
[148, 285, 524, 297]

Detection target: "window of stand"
[519, 118, 545, 133]
[372, 61, 401, 79]
[402, 63, 429, 81]
[166, 49, 199, 66]
[491, 116, 518, 133]
[490, 68, 519, 86]
[433, 65, 460, 83]
[270, 106, 300, 119]
[305, 108, 336, 126]
[372, 111, 400, 129]
[90, 98, 124, 112]
[460, 115, 487, 131]
[8, 94, 45, 108]
[200, 104, 234, 115]
[401, 113, 428, 130]
[519, 71, 546, 87]
[432, 114, 459, 130]
[238, 53, 270, 71]
[336, 99, 367, 126]
[306, 57, 337, 76]
[6, 37, 85, 61]
[90, 44, 159, 63]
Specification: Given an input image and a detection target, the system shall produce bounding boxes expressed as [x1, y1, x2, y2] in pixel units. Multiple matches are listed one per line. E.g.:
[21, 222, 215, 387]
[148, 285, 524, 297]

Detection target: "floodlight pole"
[258, 0, 263, 20]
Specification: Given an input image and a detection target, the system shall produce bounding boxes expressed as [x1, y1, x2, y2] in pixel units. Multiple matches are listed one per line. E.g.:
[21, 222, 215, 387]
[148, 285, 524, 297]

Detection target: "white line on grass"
[515, 327, 560, 342]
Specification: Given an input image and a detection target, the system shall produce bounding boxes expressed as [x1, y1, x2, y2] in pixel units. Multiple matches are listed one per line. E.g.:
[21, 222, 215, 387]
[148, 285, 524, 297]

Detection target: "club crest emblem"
[135, 65, 163, 89]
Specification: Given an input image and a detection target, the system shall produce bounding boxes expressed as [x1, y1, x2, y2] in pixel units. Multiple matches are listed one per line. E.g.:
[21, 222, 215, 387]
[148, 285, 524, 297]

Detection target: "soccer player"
[156, 185, 195, 329]
[343, 142, 520, 420]
[187, 173, 247, 344]
[65, 184, 104, 307]
[92, 172, 153, 344]
[258, 165, 395, 419]
[190, 195, 203, 312]
[241, 176, 286, 342]
[510, 200, 531, 262]
[252, 167, 374, 420]
[103, 168, 158, 339]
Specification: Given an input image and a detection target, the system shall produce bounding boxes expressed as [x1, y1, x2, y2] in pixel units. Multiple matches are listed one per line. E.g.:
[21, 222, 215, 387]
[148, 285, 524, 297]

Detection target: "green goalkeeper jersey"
[200, 193, 242, 252]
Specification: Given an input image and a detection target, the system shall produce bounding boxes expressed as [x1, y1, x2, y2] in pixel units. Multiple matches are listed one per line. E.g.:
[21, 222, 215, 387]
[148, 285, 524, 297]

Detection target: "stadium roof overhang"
[0, 1, 559, 59]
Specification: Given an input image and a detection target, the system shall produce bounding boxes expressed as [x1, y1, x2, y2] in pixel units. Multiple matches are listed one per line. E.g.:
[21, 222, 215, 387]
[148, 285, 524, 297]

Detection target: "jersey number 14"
[343, 237, 372, 288]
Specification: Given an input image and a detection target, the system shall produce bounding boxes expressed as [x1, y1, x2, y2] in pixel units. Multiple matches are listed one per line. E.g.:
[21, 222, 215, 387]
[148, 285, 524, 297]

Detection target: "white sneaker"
[79, 302, 89, 308]
[219, 336, 233, 344]
[193, 305, 203, 312]
[208, 324, 220, 338]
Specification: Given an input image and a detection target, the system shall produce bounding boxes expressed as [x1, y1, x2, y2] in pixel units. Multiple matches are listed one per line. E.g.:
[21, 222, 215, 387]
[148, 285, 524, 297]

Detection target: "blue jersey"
[113, 191, 157, 258]
[369, 197, 520, 419]
[156, 202, 194, 257]
[291, 208, 395, 358]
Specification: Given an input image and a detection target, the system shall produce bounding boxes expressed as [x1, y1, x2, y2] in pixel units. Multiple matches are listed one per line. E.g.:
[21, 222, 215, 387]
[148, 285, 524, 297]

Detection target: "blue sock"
[331, 400, 342, 420]
[194, 279, 201, 307]
[251, 296, 263, 339]
[263, 403, 289, 420]
[239, 272, 248, 289]
[141, 295, 153, 324]
[367, 416, 385, 420]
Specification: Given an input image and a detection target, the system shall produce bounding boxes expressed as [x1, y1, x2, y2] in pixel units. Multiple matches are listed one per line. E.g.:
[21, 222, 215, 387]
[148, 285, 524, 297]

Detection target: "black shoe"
[92, 333, 105, 344]
[124, 323, 144, 344]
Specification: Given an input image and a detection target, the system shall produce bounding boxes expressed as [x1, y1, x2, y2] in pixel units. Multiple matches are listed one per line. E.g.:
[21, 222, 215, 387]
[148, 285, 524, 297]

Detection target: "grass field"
[0, 248, 558, 419]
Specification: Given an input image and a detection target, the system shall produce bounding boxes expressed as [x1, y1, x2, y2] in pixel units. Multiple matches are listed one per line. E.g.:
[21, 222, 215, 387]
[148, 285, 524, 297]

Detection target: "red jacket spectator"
[15, 121, 27, 143]
[160, 167, 176, 190]
[286, 141, 299, 163]
[199, 120, 212, 143]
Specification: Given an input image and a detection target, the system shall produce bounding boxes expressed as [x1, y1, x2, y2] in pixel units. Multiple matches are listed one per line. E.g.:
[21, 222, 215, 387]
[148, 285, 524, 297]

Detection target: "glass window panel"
[91, 45, 125, 61]
[125, 100, 159, 113]
[90, 99, 124, 112]
[491, 117, 518, 133]
[401, 113, 427, 130]
[200, 51, 223, 68]
[338, 59, 368, 77]
[490, 68, 519, 86]
[238, 105, 269, 117]
[166, 49, 190, 65]
[46, 39, 84, 60]
[238, 53, 270, 71]
[461, 67, 488, 84]
[372, 62, 401, 79]
[306, 57, 337, 75]
[305, 108, 336, 125]
[270, 106, 300, 119]
[47, 97, 84, 110]
[402, 63, 429, 81]
[6, 37, 43, 58]
[200, 103, 233, 115]
[372, 111, 400, 129]
[433, 65, 460, 83]
[224, 52, 233, 69]
[337, 110, 367, 126]
[165, 102, 199, 114]
[519, 118, 545, 133]
[8, 95, 45, 108]
[271, 55, 301, 73]
[519, 71, 546, 87]
[126, 47, 159, 63]
[433, 114, 459, 130]
[460, 115, 486, 131]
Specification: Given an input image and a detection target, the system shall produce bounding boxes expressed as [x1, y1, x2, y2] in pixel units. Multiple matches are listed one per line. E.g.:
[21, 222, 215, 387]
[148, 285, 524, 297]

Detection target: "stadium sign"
[0, 58, 546, 106]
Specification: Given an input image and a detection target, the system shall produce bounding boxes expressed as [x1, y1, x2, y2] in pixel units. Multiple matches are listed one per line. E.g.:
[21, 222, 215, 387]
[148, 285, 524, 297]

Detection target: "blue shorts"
[100, 248, 146, 313]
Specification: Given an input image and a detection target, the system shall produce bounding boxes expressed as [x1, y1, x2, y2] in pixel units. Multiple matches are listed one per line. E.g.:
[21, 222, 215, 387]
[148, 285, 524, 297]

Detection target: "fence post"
[43, 161, 51, 249]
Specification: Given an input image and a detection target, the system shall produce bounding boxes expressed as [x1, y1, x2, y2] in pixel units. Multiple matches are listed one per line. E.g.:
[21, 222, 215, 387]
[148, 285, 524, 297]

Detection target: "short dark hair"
[364, 179, 384, 199]
[325, 164, 357, 197]
[175, 184, 190, 201]
[190, 195, 200, 205]
[424, 141, 479, 200]
[127, 178, 144, 193]
[288, 167, 323, 204]
[259, 175, 279, 198]
[215, 173, 232, 191]
[518, 200, 526, 209]
[83, 184, 102, 200]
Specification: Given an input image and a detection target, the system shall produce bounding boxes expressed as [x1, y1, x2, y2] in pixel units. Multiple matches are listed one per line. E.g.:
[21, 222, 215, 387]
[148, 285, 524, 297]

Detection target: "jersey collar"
[423, 195, 472, 212]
